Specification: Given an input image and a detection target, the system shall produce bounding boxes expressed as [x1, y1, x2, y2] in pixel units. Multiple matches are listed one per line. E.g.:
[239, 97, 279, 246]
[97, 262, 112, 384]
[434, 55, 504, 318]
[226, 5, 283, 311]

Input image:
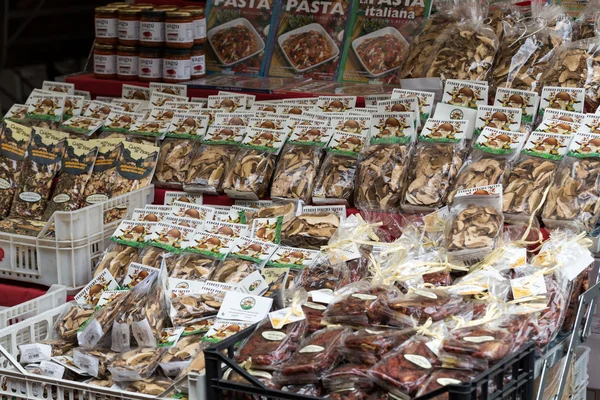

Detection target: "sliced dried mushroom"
[110, 347, 165, 379]
[223, 149, 276, 198]
[542, 40, 600, 111]
[39, 339, 75, 357]
[542, 158, 600, 230]
[281, 213, 340, 249]
[138, 246, 168, 269]
[503, 158, 558, 215]
[426, 25, 499, 82]
[312, 154, 357, 203]
[355, 144, 410, 211]
[405, 143, 464, 208]
[244, 202, 297, 224]
[75, 348, 118, 378]
[125, 376, 173, 395]
[171, 292, 223, 326]
[185, 144, 238, 193]
[448, 157, 508, 203]
[88, 378, 114, 388]
[155, 139, 198, 187]
[160, 335, 205, 363]
[211, 258, 259, 284]
[271, 145, 321, 202]
[93, 244, 139, 283]
[166, 253, 219, 280]
[448, 205, 503, 251]
[56, 304, 94, 341]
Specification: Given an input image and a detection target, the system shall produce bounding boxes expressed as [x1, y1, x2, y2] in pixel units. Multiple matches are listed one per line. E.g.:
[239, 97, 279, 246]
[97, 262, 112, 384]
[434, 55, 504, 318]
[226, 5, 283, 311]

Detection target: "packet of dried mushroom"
[404, 118, 469, 212]
[503, 132, 572, 222]
[43, 139, 98, 219]
[271, 126, 334, 203]
[112, 141, 159, 197]
[155, 139, 200, 188]
[10, 127, 68, 220]
[447, 127, 527, 203]
[184, 124, 245, 194]
[83, 138, 123, 207]
[224, 127, 289, 200]
[354, 112, 416, 211]
[542, 132, 600, 232]
[0, 121, 32, 218]
[447, 184, 504, 266]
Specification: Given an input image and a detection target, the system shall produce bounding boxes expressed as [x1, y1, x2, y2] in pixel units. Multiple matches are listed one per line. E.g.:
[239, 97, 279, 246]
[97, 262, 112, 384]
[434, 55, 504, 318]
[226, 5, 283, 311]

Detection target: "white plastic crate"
[0, 301, 205, 400]
[572, 346, 591, 391]
[0, 186, 154, 289]
[0, 285, 66, 330]
[571, 378, 588, 400]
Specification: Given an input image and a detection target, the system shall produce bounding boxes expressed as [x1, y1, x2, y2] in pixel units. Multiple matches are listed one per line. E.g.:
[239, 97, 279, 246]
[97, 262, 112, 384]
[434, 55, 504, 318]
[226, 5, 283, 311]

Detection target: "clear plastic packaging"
[321, 363, 374, 393]
[93, 243, 140, 283]
[322, 284, 394, 327]
[159, 334, 205, 377]
[574, 0, 600, 40]
[312, 153, 358, 205]
[170, 292, 223, 326]
[223, 148, 276, 198]
[211, 258, 260, 284]
[184, 144, 239, 194]
[137, 246, 168, 269]
[442, 326, 514, 362]
[165, 252, 220, 280]
[270, 144, 323, 203]
[340, 327, 414, 365]
[301, 302, 328, 334]
[281, 213, 340, 249]
[108, 347, 166, 381]
[55, 303, 94, 341]
[155, 138, 199, 188]
[299, 260, 351, 292]
[381, 288, 465, 327]
[416, 368, 478, 399]
[236, 319, 307, 370]
[73, 347, 118, 378]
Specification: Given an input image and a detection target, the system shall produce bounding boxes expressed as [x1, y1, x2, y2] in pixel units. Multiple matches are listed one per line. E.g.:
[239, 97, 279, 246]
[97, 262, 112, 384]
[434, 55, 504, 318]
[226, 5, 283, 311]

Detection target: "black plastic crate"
[204, 324, 535, 400]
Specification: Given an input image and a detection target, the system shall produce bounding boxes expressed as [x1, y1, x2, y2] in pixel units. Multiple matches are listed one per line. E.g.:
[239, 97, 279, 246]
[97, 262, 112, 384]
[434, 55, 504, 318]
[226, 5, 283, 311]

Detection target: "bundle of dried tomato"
[322, 286, 392, 327]
[532, 276, 568, 349]
[416, 368, 477, 400]
[424, 270, 453, 287]
[281, 384, 323, 397]
[442, 326, 514, 362]
[321, 363, 373, 393]
[236, 319, 306, 370]
[382, 288, 464, 327]
[325, 389, 372, 400]
[370, 337, 441, 396]
[301, 302, 327, 334]
[561, 266, 591, 334]
[500, 314, 537, 351]
[340, 328, 414, 365]
[275, 326, 349, 384]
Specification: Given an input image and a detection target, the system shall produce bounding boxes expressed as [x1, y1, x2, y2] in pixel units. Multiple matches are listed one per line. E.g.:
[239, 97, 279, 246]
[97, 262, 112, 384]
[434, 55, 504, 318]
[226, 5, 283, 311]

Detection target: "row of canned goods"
[93, 44, 206, 83]
[95, 3, 206, 49]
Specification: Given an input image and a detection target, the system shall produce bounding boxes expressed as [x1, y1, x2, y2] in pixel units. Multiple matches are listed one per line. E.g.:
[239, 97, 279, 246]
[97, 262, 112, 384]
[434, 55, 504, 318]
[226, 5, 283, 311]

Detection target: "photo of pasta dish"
[355, 33, 405, 75]
[210, 25, 259, 64]
[281, 30, 334, 70]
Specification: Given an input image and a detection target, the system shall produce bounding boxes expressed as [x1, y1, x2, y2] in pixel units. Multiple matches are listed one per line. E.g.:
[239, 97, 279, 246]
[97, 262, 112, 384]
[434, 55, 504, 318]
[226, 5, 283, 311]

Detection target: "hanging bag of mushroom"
[353, 112, 416, 212]
[542, 131, 600, 232]
[403, 118, 469, 213]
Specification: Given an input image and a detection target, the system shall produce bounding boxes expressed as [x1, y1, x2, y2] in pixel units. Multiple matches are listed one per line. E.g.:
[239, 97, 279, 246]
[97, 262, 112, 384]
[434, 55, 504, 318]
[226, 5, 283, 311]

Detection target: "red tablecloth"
[0, 280, 53, 308]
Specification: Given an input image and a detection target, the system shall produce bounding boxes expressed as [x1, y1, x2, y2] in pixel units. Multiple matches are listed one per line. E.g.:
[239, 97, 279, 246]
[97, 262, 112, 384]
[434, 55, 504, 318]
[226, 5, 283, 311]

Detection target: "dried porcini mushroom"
[110, 347, 165, 379]
[185, 144, 238, 193]
[138, 246, 167, 269]
[223, 149, 276, 198]
[354, 144, 410, 211]
[246, 202, 296, 224]
[503, 158, 558, 215]
[155, 139, 197, 186]
[125, 376, 173, 395]
[93, 244, 139, 283]
[166, 253, 219, 280]
[493, 30, 562, 93]
[75, 348, 118, 378]
[542, 158, 600, 231]
[281, 213, 340, 249]
[541, 40, 600, 111]
[39, 339, 75, 357]
[56, 304, 94, 341]
[160, 335, 204, 363]
[312, 154, 357, 203]
[448, 205, 502, 251]
[448, 158, 508, 203]
[271, 145, 320, 202]
[211, 258, 259, 283]
[426, 25, 499, 82]
[405, 143, 464, 208]
[171, 292, 223, 326]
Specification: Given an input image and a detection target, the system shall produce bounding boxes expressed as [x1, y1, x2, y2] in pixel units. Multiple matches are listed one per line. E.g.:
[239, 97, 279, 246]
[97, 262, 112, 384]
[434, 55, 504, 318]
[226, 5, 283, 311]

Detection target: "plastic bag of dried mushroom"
[10, 127, 68, 220]
[270, 126, 333, 203]
[404, 119, 468, 212]
[447, 127, 527, 203]
[159, 334, 207, 377]
[424, 2, 499, 82]
[355, 113, 416, 212]
[93, 243, 140, 284]
[541, 38, 600, 112]
[82, 138, 123, 207]
[280, 213, 340, 249]
[503, 132, 571, 220]
[111, 141, 159, 197]
[155, 139, 200, 188]
[492, 15, 563, 95]
[108, 346, 167, 381]
[0, 121, 32, 218]
[574, 0, 600, 40]
[165, 251, 220, 281]
[542, 132, 600, 232]
[223, 128, 288, 200]
[43, 139, 98, 220]
[446, 187, 504, 265]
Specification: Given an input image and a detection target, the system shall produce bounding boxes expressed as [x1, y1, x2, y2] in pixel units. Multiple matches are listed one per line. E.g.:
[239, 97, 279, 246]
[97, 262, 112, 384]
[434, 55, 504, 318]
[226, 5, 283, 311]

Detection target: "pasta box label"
[474, 105, 522, 138]
[535, 119, 581, 135]
[442, 80, 488, 110]
[493, 88, 540, 124]
[268, 0, 352, 80]
[369, 112, 415, 144]
[542, 108, 586, 123]
[338, 0, 432, 84]
[420, 119, 467, 143]
[205, 0, 277, 76]
[521, 132, 571, 160]
[539, 87, 585, 115]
